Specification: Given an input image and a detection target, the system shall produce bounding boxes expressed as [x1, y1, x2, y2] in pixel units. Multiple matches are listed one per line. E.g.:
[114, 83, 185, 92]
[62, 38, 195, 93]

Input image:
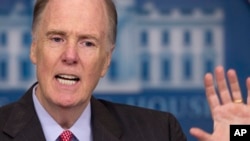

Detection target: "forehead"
[39, 0, 109, 36]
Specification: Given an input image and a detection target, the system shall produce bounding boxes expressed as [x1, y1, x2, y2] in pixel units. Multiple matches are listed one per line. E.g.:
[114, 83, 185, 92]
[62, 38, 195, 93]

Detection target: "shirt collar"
[32, 85, 92, 141]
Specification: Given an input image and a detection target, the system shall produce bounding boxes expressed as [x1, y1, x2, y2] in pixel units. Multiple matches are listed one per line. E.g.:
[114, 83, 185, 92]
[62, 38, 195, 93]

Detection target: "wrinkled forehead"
[45, 0, 106, 13]
[38, 0, 109, 34]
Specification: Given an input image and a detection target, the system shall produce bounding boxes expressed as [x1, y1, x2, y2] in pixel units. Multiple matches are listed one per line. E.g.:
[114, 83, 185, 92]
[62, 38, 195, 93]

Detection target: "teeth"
[57, 78, 77, 85]
[56, 74, 79, 85]
[59, 74, 78, 79]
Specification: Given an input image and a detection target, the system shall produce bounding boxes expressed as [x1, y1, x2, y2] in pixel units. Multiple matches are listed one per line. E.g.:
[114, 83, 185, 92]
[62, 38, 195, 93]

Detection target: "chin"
[57, 102, 77, 109]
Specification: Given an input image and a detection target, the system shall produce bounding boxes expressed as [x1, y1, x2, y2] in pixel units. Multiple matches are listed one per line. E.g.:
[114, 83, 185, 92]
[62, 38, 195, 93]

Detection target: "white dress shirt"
[32, 85, 92, 141]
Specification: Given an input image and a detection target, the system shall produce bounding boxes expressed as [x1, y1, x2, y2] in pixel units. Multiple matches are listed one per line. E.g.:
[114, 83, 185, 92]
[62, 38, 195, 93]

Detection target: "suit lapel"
[91, 98, 122, 141]
[3, 84, 46, 141]
[3, 85, 123, 141]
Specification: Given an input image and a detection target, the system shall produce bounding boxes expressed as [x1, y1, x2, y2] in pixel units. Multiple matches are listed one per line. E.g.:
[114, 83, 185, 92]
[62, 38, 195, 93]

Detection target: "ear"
[100, 45, 115, 77]
[30, 40, 37, 65]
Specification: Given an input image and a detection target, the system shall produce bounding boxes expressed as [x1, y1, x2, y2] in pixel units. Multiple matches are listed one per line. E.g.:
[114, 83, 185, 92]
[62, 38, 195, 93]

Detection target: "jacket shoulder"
[95, 99, 187, 141]
[98, 99, 175, 119]
[0, 102, 16, 128]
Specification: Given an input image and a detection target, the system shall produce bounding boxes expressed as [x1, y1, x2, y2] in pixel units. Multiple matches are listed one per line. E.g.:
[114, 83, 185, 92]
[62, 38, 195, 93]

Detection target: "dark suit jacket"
[0, 84, 187, 141]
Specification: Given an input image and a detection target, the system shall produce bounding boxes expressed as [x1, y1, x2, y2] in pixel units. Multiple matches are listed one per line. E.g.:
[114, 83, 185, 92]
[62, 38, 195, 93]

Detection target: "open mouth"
[55, 74, 80, 85]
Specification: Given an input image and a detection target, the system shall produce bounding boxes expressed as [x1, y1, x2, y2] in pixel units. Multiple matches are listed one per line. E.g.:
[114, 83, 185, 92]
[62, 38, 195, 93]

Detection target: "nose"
[62, 44, 78, 65]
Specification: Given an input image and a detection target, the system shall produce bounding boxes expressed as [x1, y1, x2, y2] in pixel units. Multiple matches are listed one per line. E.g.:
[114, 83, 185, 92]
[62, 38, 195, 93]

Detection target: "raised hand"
[190, 66, 250, 141]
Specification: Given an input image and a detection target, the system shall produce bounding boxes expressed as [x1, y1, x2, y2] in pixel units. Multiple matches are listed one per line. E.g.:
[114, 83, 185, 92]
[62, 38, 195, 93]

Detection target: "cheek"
[36, 49, 59, 73]
[82, 54, 106, 77]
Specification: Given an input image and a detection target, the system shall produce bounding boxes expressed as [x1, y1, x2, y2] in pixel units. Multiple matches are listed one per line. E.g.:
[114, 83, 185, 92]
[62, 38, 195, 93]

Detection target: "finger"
[190, 127, 211, 141]
[227, 69, 242, 102]
[215, 66, 232, 104]
[204, 73, 220, 114]
[246, 77, 250, 105]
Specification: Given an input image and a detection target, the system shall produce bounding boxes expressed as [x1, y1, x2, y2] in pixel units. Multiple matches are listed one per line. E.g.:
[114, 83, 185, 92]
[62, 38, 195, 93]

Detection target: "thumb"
[190, 127, 211, 141]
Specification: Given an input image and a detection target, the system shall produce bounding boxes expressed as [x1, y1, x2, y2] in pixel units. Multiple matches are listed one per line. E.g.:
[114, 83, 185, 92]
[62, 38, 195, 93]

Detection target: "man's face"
[30, 0, 112, 108]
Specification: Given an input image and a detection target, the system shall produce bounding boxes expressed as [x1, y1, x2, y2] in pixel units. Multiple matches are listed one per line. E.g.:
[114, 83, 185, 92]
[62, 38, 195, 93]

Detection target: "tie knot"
[60, 130, 73, 141]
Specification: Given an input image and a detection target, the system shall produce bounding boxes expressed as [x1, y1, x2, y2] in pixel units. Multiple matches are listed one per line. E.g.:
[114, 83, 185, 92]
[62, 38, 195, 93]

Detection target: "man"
[0, 0, 186, 140]
[0, 0, 250, 141]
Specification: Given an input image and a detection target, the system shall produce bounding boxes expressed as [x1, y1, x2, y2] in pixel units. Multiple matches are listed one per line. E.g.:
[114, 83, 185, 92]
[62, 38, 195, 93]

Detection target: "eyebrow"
[45, 30, 100, 42]
[78, 34, 99, 42]
[46, 30, 67, 37]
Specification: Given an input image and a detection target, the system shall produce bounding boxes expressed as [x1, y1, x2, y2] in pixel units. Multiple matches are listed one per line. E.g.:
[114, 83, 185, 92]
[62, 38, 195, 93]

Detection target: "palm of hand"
[190, 66, 250, 141]
[211, 103, 250, 141]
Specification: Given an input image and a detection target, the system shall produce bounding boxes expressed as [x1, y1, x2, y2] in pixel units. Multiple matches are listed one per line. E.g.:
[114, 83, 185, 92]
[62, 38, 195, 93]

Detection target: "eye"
[81, 41, 95, 47]
[85, 41, 94, 47]
[51, 37, 64, 43]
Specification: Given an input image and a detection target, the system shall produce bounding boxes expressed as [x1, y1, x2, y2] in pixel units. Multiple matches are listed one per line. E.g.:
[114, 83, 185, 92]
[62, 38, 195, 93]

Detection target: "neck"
[50, 105, 87, 129]
[36, 94, 89, 129]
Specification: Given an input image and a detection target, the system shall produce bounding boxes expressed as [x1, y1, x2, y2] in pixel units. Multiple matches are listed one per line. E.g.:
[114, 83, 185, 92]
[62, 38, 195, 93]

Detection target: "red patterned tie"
[60, 130, 73, 141]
